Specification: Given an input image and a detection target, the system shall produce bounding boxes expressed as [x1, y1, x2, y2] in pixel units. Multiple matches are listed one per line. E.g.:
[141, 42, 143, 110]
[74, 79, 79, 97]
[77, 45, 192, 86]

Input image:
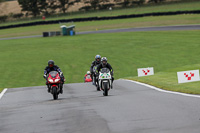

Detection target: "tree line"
[1, 0, 193, 22]
[17, 0, 168, 17]
[18, 0, 80, 17]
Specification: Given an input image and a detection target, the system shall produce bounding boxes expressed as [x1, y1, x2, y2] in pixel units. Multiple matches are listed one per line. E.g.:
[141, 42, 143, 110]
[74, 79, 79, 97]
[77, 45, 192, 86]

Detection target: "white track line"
[0, 88, 7, 100]
[120, 79, 200, 98]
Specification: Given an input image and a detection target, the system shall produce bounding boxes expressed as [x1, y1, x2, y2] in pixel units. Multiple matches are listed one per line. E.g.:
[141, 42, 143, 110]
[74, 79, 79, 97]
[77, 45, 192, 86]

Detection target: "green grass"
[127, 64, 200, 95]
[1, 30, 200, 95]
[0, 88, 3, 93]
[1, 14, 200, 38]
[0, 0, 200, 26]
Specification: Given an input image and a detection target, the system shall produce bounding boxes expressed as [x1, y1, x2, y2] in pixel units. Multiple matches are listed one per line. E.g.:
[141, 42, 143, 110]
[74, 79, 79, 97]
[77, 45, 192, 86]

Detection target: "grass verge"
[0, 14, 200, 38]
[127, 64, 200, 95]
[1, 30, 200, 95]
[0, 88, 3, 93]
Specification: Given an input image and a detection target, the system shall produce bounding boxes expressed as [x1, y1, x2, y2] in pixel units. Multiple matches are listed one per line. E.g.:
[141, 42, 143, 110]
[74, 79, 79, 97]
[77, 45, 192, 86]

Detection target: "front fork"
[99, 79, 111, 90]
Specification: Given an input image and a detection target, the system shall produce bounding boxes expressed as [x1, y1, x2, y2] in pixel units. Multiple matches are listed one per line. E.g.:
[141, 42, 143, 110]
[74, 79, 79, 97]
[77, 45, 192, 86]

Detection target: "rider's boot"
[111, 77, 114, 89]
[93, 78, 97, 86]
[60, 85, 63, 94]
[46, 80, 51, 92]
[47, 85, 50, 93]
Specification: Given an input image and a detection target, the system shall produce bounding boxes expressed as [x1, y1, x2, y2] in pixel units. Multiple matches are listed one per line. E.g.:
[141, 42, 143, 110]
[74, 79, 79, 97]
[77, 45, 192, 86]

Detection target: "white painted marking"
[137, 67, 154, 77]
[120, 79, 200, 98]
[177, 69, 200, 83]
[0, 88, 7, 100]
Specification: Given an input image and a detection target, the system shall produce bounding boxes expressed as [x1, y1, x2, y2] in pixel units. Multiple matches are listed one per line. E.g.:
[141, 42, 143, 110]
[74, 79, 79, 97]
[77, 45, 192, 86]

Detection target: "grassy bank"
[127, 63, 200, 94]
[0, 14, 200, 38]
[0, 0, 200, 27]
[1, 30, 200, 94]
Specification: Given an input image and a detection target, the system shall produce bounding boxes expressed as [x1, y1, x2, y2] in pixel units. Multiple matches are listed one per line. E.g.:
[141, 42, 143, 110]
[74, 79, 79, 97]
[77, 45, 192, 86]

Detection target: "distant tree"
[58, 0, 68, 13]
[99, 3, 115, 10]
[18, 0, 47, 17]
[116, 0, 131, 7]
[79, 0, 99, 11]
[39, 0, 49, 15]
[116, 0, 145, 7]
[98, 0, 115, 10]
[58, 0, 78, 13]
[40, 0, 59, 15]
[132, 0, 145, 6]
[0, 15, 8, 23]
[148, 0, 165, 3]
[0, 0, 5, 3]
[12, 13, 24, 19]
[47, 0, 59, 14]
[79, 5, 92, 11]
[91, 0, 99, 10]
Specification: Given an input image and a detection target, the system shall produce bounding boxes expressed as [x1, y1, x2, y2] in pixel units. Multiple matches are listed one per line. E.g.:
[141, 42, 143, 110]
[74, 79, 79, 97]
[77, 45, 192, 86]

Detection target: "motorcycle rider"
[43, 60, 65, 93]
[84, 71, 92, 82]
[96, 57, 114, 88]
[90, 55, 101, 85]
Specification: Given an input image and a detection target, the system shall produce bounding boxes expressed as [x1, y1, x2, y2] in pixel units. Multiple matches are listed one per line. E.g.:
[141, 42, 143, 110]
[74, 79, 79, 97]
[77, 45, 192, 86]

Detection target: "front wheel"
[52, 87, 58, 100]
[103, 82, 108, 96]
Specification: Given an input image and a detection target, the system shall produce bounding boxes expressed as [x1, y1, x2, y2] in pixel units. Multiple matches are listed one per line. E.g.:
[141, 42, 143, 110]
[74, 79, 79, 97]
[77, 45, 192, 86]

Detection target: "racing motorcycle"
[47, 71, 62, 100]
[97, 68, 112, 96]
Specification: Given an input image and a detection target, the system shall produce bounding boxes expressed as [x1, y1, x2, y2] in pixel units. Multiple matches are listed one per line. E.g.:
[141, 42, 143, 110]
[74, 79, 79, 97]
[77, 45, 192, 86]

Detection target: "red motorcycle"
[47, 71, 62, 100]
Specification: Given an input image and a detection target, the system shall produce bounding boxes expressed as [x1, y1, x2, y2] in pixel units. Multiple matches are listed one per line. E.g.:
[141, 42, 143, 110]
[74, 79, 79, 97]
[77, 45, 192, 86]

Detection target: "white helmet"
[87, 71, 91, 75]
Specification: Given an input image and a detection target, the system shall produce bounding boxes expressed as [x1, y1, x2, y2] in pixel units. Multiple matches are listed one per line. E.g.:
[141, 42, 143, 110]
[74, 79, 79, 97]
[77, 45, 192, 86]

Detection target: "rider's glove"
[43, 74, 47, 78]
[59, 72, 63, 76]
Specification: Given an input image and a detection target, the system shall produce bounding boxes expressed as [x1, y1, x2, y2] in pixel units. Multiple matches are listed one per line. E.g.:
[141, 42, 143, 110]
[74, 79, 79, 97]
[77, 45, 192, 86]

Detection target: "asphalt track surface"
[1, 80, 200, 133]
[0, 25, 200, 40]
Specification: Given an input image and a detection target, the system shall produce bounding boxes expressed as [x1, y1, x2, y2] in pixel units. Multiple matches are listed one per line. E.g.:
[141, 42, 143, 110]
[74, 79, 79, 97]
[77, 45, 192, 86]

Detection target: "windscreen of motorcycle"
[49, 71, 58, 78]
[100, 68, 110, 73]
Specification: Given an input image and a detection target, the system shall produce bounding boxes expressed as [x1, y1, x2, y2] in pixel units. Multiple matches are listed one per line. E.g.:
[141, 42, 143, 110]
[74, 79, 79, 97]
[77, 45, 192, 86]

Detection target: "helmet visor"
[102, 61, 107, 65]
[49, 64, 53, 67]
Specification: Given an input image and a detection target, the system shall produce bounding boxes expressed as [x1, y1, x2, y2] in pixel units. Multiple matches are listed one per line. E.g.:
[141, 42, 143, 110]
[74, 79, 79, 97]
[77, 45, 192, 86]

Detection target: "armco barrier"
[43, 31, 61, 37]
[0, 10, 200, 30]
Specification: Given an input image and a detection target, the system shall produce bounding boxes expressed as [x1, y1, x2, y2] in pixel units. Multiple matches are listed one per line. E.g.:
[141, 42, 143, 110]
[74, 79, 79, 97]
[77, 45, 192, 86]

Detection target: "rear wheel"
[60, 84, 63, 94]
[103, 82, 108, 96]
[52, 87, 58, 100]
